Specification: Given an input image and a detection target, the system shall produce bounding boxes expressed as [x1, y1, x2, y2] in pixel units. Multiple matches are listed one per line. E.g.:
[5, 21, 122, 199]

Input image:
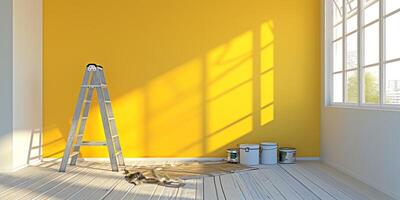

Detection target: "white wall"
[12, 0, 43, 169]
[0, 0, 14, 172]
[0, 0, 42, 172]
[321, 107, 400, 199]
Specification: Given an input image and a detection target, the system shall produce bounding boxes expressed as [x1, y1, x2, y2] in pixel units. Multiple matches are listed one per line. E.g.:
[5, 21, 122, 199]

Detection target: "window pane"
[346, 70, 359, 103]
[364, 1, 379, 24]
[386, 0, 400, 15]
[364, 66, 380, 104]
[333, 0, 343, 24]
[333, 73, 343, 102]
[364, 22, 379, 65]
[385, 12, 400, 61]
[346, 15, 358, 34]
[364, 0, 377, 5]
[385, 62, 400, 104]
[346, 32, 358, 69]
[346, 0, 358, 15]
[333, 40, 343, 72]
[334, 23, 343, 40]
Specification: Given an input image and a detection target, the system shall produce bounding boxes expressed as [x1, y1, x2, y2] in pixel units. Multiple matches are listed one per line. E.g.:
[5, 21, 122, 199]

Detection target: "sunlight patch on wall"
[207, 31, 253, 99]
[261, 21, 274, 72]
[42, 127, 64, 158]
[261, 104, 274, 126]
[206, 31, 254, 153]
[111, 89, 146, 157]
[260, 20, 275, 126]
[73, 88, 147, 157]
[146, 59, 203, 157]
[207, 115, 253, 153]
[261, 70, 274, 107]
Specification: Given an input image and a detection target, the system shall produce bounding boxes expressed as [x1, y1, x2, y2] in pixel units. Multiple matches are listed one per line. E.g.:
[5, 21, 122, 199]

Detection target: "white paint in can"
[279, 147, 296, 164]
[261, 142, 278, 165]
[239, 144, 260, 166]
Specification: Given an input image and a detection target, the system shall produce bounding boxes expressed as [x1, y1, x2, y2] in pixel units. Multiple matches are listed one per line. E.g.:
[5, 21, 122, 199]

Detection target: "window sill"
[325, 104, 400, 112]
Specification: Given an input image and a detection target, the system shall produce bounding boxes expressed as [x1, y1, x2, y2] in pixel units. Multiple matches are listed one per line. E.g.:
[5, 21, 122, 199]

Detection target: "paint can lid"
[261, 142, 277, 146]
[239, 144, 259, 149]
[279, 147, 296, 152]
[226, 148, 239, 152]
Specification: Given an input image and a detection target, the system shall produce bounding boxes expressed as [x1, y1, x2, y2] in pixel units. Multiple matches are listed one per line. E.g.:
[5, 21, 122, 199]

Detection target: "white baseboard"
[11, 164, 29, 172]
[296, 157, 320, 161]
[42, 157, 225, 162]
[79, 157, 225, 162]
[0, 165, 28, 173]
[42, 157, 319, 162]
[0, 159, 43, 172]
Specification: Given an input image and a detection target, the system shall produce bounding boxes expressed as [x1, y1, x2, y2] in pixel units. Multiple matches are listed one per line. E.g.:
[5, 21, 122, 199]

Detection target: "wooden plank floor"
[0, 160, 395, 200]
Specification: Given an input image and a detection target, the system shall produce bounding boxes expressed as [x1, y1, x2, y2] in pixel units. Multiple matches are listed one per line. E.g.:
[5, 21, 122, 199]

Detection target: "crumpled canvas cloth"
[124, 161, 256, 187]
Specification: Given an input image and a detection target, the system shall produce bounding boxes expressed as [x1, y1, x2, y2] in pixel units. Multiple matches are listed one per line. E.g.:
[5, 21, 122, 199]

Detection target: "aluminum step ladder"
[59, 64, 125, 172]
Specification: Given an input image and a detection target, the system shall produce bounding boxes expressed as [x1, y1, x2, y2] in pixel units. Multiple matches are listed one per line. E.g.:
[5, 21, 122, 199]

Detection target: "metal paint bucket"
[239, 144, 260, 165]
[279, 147, 296, 164]
[261, 142, 278, 165]
[226, 148, 239, 163]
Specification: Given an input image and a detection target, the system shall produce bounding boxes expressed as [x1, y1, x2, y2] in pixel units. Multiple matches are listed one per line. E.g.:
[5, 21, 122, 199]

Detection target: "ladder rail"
[59, 69, 91, 172]
[70, 73, 96, 165]
[94, 69, 119, 172]
[98, 69, 125, 166]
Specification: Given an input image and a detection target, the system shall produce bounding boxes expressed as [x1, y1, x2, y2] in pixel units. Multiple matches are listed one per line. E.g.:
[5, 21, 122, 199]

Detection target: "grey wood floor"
[0, 160, 395, 200]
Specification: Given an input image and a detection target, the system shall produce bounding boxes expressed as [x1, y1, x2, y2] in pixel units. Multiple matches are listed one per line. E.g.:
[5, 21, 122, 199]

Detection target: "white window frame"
[325, 0, 400, 110]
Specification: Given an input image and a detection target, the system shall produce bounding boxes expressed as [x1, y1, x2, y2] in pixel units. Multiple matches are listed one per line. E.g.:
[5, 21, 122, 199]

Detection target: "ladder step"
[31, 146, 40, 150]
[112, 135, 119, 138]
[70, 152, 79, 157]
[115, 151, 122, 155]
[81, 84, 107, 88]
[84, 100, 91, 103]
[108, 118, 115, 121]
[29, 155, 41, 160]
[81, 117, 88, 119]
[77, 141, 107, 146]
[105, 100, 111, 103]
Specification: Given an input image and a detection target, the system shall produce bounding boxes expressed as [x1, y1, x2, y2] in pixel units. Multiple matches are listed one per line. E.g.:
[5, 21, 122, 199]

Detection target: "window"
[327, 0, 400, 108]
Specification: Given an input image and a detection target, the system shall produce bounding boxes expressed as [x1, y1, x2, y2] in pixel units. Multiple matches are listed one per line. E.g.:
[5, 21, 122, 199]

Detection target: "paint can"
[261, 142, 278, 165]
[278, 147, 296, 164]
[226, 148, 239, 163]
[239, 144, 260, 165]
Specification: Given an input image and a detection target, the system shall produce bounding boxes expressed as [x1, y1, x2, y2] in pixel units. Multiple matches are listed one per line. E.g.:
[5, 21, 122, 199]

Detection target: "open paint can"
[279, 147, 296, 164]
[226, 148, 239, 163]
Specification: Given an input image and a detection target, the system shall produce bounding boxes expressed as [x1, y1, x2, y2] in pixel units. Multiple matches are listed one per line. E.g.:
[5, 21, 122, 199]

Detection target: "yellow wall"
[43, 0, 321, 158]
